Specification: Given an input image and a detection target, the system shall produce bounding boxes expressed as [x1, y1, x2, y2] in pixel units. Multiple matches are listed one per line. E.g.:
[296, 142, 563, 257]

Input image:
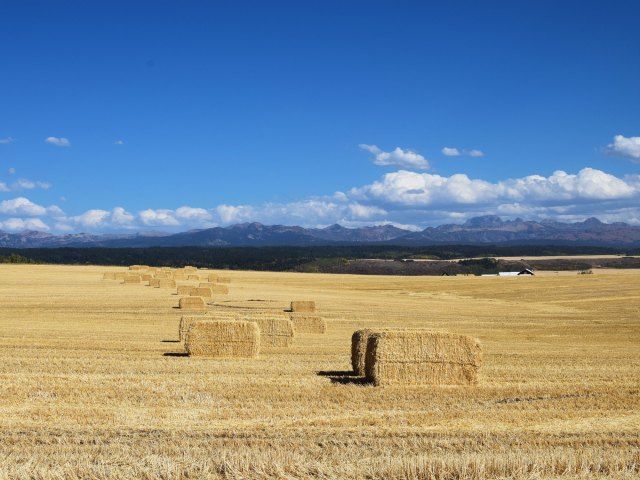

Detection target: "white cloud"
[139, 209, 180, 226]
[359, 144, 429, 170]
[8, 167, 16, 175]
[467, 149, 484, 157]
[45, 136, 71, 147]
[442, 147, 484, 157]
[114, 140, 125, 145]
[55, 207, 136, 231]
[606, 134, 640, 162]
[0, 197, 51, 216]
[111, 207, 135, 226]
[500, 168, 635, 201]
[441, 147, 461, 156]
[175, 206, 212, 222]
[215, 204, 247, 224]
[350, 170, 497, 206]
[347, 203, 387, 219]
[10, 179, 51, 190]
[0, 137, 15, 144]
[0, 218, 50, 232]
[70, 209, 111, 227]
[0, 178, 51, 192]
[349, 168, 636, 208]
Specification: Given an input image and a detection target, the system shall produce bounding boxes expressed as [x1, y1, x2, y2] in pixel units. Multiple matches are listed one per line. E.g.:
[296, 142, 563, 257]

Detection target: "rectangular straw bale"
[179, 296, 206, 311]
[184, 266, 197, 272]
[240, 312, 295, 347]
[103, 272, 116, 280]
[289, 313, 326, 334]
[185, 320, 260, 358]
[290, 301, 316, 313]
[199, 282, 215, 288]
[129, 265, 147, 270]
[190, 287, 213, 298]
[364, 331, 482, 386]
[123, 275, 141, 284]
[207, 273, 218, 282]
[177, 285, 193, 295]
[178, 316, 238, 341]
[217, 276, 231, 284]
[179, 315, 208, 341]
[161, 267, 172, 271]
[351, 329, 374, 376]
[179, 310, 241, 340]
[187, 274, 200, 281]
[114, 272, 127, 280]
[211, 284, 229, 294]
[141, 274, 152, 281]
[154, 272, 170, 279]
[173, 272, 187, 280]
[157, 279, 177, 288]
[148, 278, 160, 287]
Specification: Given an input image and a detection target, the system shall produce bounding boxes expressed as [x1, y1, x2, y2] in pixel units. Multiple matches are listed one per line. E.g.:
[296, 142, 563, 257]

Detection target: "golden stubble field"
[0, 264, 639, 479]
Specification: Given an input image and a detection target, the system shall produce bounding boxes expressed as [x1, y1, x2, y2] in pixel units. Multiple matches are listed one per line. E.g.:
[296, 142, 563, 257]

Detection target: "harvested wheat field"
[1, 264, 639, 479]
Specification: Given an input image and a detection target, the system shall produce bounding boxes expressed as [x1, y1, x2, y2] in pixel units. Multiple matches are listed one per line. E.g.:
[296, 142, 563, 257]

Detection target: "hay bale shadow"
[161, 339, 180, 343]
[317, 370, 357, 377]
[317, 370, 371, 385]
[163, 352, 189, 357]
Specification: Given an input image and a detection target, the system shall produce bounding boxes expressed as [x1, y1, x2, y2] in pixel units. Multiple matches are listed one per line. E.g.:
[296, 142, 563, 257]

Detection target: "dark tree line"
[0, 245, 635, 273]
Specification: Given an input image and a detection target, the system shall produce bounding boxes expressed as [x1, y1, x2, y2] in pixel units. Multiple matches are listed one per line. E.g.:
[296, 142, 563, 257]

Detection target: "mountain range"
[1, 216, 640, 248]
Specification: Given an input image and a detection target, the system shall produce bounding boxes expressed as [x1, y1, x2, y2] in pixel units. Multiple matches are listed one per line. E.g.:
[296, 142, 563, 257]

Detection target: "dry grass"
[0, 265, 639, 479]
[364, 331, 482, 386]
[185, 320, 260, 358]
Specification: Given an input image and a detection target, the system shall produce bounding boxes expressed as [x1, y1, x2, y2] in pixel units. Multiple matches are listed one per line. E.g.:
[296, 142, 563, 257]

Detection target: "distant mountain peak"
[462, 215, 504, 228]
[323, 223, 346, 231]
[0, 216, 639, 248]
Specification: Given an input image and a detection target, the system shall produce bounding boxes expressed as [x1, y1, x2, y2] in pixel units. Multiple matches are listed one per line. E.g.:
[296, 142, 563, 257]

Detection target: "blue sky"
[1, 0, 639, 233]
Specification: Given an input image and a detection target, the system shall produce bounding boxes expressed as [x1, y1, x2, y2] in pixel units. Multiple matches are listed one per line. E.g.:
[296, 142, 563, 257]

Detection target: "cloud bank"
[1, 167, 640, 233]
